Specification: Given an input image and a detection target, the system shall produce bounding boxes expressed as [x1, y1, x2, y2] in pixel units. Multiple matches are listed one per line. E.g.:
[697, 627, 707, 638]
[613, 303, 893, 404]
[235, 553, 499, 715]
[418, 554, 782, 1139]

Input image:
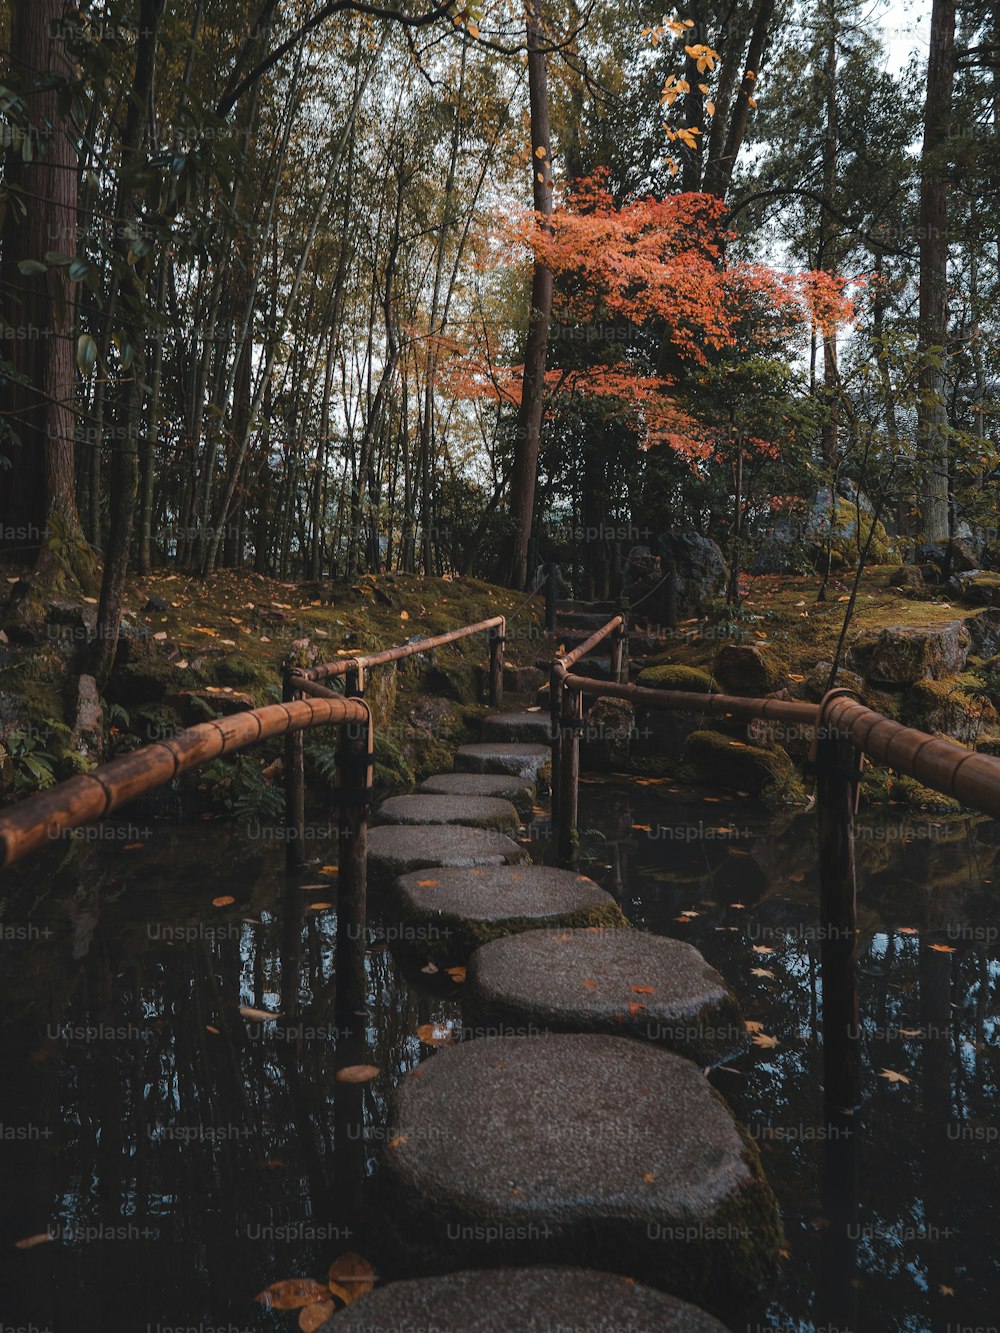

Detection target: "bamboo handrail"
[295, 615, 506, 684]
[0, 695, 368, 871]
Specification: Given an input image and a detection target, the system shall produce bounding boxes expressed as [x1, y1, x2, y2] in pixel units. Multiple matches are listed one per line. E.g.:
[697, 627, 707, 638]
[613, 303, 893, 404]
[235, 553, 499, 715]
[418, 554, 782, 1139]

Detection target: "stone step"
[555, 610, 617, 631]
[317, 1268, 728, 1332]
[366, 824, 527, 883]
[418, 772, 536, 815]
[374, 1033, 781, 1323]
[375, 794, 519, 834]
[557, 598, 620, 615]
[454, 742, 550, 779]
[481, 710, 554, 744]
[388, 864, 626, 964]
[465, 927, 743, 1065]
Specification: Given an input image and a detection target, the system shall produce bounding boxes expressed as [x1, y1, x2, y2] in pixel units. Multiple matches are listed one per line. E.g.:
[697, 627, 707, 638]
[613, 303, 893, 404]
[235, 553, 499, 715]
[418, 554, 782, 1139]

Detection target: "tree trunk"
[504, 0, 554, 588]
[916, 0, 956, 542]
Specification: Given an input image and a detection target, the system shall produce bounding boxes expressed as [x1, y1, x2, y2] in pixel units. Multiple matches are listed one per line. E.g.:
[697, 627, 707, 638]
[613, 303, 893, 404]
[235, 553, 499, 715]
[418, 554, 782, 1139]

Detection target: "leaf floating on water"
[446, 966, 467, 983]
[878, 1068, 911, 1085]
[328, 1252, 376, 1303]
[928, 943, 955, 953]
[750, 968, 775, 979]
[299, 1300, 335, 1331]
[421, 961, 439, 974]
[205, 1025, 220, 1035]
[897, 926, 918, 935]
[240, 1006, 283, 1022]
[256, 1278, 330, 1310]
[308, 902, 333, 911]
[751, 1033, 779, 1049]
[897, 1028, 924, 1038]
[335, 1065, 379, 1084]
[212, 895, 235, 907]
[752, 945, 774, 955]
[319, 865, 339, 876]
[745, 1020, 765, 1034]
[14, 1232, 52, 1250]
[416, 1022, 455, 1047]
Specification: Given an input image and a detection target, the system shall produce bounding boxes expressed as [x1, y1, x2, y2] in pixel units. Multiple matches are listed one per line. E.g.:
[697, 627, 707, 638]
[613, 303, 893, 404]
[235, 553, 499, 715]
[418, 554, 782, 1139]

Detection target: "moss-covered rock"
[713, 644, 786, 695]
[812, 497, 900, 568]
[681, 728, 793, 796]
[867, 622, 971, 685]
[635, 664, 719, 693]
[902, 678, 996, 745]
[803, 662, 865, 702]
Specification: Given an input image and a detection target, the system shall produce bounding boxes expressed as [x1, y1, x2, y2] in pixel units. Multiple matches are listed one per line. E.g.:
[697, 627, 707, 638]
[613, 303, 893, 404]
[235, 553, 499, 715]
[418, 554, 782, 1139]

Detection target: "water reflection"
[0, 786, 997, 1330]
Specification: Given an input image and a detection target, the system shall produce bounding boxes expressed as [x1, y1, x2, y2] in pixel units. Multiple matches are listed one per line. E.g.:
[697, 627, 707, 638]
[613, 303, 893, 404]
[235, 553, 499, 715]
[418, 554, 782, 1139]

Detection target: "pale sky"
[875, 0, 932, 72]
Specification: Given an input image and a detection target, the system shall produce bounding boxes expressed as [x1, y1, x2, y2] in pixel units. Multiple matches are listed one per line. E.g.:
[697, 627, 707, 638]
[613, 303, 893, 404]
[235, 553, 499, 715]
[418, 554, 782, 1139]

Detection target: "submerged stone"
[389, 865, 626, 965]
[376, 794, 519, 833]
[374, 1033, 781, 1322]
[318, 1267, 728, 1332]
[465, 927, 743, 1064]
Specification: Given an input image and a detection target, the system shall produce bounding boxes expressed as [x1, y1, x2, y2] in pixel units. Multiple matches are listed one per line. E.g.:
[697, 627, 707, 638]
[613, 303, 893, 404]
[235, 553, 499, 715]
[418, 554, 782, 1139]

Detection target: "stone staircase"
[323, 604, 782, 1330]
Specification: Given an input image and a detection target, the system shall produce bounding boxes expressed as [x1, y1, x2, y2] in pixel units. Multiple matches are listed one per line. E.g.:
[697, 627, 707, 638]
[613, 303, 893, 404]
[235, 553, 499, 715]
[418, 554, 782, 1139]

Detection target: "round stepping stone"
[389, 865, 627, 964]
[454, 742, 550, 779]
[420, 771, 535, 815]
[465, 928, 744, 1064]
[375, 1034, 781, 1322]
[366, 824, 526, 883]
[376, 794, 519, 833]
[481, 710, 554, 743]
[318, 1267, 728, 1332]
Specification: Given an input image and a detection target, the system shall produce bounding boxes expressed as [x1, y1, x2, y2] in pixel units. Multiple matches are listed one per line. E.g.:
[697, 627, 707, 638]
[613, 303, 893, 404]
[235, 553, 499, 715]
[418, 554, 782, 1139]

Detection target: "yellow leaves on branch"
[684, 42, 718, 73]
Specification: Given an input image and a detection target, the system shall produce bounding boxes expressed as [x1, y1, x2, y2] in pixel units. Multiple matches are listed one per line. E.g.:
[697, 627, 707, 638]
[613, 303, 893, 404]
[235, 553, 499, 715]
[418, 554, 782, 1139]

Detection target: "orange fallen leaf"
[878, 1068, 911, 1085]
[335, 1065, 379, 1084]
[308, 902, 333, 911]
[239, 1006, 283, 1022]
[752, 945, 774, 954]
[205, 1025, 220, 1035]
[581, 979, 598, 990]
[631, 985, 656, 995]
[256, 1278, 330, 1310]
[328, 1252, 376, 1303]
[751, 968, 775, 979]
[897, 926, 918, 935]
[212, 895, 235, 907]
[751, 1033, 779, 1049]
[642, 1172, 656, 1183]
[417, 1022, 456, 1047]
[416, 879, 439, 888]
[14, 1232, 52, 1250]
[928, 943, 955, 953]
[628, 1002, 645, 1016]
[299, 1301, 334, 1331]
[745, 1020, 765, 1034]
[388, 1134, 407, 1148]
[446, 966, 467, 983]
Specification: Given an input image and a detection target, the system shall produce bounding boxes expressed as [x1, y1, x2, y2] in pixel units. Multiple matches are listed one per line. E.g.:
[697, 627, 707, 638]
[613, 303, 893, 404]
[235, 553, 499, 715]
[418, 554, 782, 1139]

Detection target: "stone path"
[327, 597, 781, 1325]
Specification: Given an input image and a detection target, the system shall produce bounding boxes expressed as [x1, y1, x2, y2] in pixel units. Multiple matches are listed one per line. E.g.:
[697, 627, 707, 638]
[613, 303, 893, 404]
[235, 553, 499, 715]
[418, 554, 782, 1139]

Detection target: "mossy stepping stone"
[389, 865, 626, 964]
[376, 794, 519, 833]
[318, 1267, 728, 1332]
[374, 1033, 781, 1323]
[420, 772, 536, 815]
[481, 710, 554, 744]
[465, 927, 743, 1064]
[366, 825, 526, 883]
[454, 742, 550, 778]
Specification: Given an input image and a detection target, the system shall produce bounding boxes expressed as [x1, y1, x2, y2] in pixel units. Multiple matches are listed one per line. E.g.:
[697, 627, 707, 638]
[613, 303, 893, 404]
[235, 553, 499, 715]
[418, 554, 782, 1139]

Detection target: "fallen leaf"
[751, 968, 775, 979]
[400, 610, 409, 620]
[939, 1285, 954, 1297]
[752, 945, 774, 955]
[928, 943, 955, 953]
[239, 1006, 283, 1022]
[328, 1252, 376, 1303]
[205, 1025, 220, 1035]
[642, 1172, 656, 1183]
[421, 961, 439, 974]
[256, 1278, 330, 1310]
[745, 1020, 765, 1034]
[319, 865, 339, 876]
[877, 1068, 911, 1085]
[581, 979, 598, 990]
[388, 1134, 407, 1148]
[416, 879, 439, 888]
[631, 984, 656, 994]
[751, 1033, 779, 1049]
[299, 1301, 335, 1331]
[335, 1065, 379, 1084]
[308, 902, 333, 911]
[446, 966, 467, 983]
[212, 895, 235, 907]
[14, 1232, 52, 1250]
[416, 1022, 456, 1047]
[897, 926, 918, 935]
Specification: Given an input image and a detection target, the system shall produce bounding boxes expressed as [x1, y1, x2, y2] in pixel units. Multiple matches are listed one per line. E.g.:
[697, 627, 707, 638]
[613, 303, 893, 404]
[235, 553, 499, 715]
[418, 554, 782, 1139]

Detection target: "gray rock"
[454, 742, 550, 779]
[389, 865, 626, 964]
[374, 1033, 781, 1322]
[580, 696, 635, 769]
[481, 710, 554, 744]
[803, 662, 865, 702]
[366, 824, 526, 882]
[964, 609, 1000, 659]
[376, 794, 519, 833]
[318, 1268, 728, 1333]
[658, 533, 729, 615]
[888, 564, 926, 596]
[466, 927, 744, 1064]
[948, 571, 1000, 608]
[713, 643, 785, 695]
[866, 622, 970, 685]
[419, 771, 536, 815]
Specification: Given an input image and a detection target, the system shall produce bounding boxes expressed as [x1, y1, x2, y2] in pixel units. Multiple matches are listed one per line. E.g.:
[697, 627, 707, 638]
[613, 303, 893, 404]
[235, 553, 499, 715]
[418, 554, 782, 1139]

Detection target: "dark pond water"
[1, 778, 998, 1332]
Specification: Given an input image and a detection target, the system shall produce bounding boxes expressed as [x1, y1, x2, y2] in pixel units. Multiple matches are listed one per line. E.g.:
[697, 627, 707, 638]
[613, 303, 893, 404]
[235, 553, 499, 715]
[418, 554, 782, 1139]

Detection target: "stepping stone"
[481, 710, 554, 743]
[556, 609, 617, 630]
[374, 1033, 781, 1323]
[558, 599, 620, 615]
[318, 1267, 728, 1332]
[420, 771, 536, 815]
[376, 794, 519, 833]
[465, 928, 743, 1064]
[366, 825, 526, 883]
[454, 742, 550, 779]
[389, 865, 627, 964]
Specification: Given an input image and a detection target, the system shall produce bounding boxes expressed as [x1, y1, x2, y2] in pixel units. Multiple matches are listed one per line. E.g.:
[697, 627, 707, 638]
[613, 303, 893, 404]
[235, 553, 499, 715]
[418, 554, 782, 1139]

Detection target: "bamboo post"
[545, 562, 557, 632]
[610, 618, 625, 685]
[814, 689, 862, 1116]
[488, 620, 505, 707]
[558, 685, 583, 863]
[283, 673, 306, 871]
[335, 695, 373, 1027]
[549, 663, 563, 823]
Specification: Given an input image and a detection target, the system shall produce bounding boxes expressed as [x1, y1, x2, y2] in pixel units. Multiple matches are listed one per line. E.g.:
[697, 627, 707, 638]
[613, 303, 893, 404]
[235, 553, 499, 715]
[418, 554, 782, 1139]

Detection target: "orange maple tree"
[442, 171, 857, 464]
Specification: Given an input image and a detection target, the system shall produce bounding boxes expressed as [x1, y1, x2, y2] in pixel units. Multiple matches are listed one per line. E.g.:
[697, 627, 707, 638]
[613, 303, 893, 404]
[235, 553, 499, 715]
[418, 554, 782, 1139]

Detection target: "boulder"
[948, 571, 1000, 608]
[964, 610, 1000, 659]
[580, 696, 634, 770]
[888, 565, 926, 597]
[713, 644, 785, 695]
[866, 623, 970, 685]
[902, 679, 996, 745]
[681, 729, 793, 797]
[657, 533, 729, 615]
[803, 662, 865, 702]
[944, 537, 979, 573]
[70, 674, 103, 761]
